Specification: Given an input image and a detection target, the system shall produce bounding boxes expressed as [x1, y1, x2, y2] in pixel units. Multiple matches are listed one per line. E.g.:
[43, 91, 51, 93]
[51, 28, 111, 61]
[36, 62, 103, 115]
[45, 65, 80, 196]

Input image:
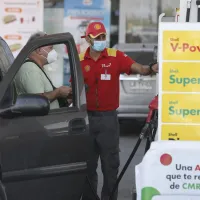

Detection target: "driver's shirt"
[79, 47, 135, 111]
[14, 61, 59, 110]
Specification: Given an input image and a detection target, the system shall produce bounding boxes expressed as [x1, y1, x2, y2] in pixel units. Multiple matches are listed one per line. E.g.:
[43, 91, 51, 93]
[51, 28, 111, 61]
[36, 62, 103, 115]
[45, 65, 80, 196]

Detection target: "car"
[0, 34, 91, 200]
[112, 43, 157, 122]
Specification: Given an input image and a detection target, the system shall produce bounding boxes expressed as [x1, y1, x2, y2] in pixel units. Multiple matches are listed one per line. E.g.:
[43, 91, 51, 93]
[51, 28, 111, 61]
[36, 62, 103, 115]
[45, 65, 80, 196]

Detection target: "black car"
[0, 33, 91, 200]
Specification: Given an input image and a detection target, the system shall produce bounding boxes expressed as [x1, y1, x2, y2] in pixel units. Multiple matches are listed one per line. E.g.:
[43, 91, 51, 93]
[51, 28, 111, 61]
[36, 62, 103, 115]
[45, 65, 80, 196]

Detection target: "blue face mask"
[91, 40, 107, 52]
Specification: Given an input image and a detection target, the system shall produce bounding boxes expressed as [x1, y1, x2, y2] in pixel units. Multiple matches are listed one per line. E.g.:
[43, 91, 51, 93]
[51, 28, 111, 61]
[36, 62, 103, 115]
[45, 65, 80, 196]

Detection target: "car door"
[0, 33, 90, 200]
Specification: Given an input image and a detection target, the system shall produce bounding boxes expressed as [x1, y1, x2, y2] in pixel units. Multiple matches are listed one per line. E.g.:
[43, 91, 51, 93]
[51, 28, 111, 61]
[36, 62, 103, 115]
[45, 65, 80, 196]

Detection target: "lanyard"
[105, 69, 107, 78]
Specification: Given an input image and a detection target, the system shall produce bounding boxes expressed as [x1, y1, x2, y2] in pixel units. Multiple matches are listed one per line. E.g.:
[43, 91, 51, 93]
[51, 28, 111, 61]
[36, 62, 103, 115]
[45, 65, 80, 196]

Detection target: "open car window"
[10, 43, 76, 111]
[0, 33, 82, 114]
[0, 37, 15, 108]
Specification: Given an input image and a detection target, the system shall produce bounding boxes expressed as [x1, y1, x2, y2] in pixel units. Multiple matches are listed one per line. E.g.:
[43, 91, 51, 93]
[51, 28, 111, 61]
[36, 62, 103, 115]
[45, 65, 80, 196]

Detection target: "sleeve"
[117, 50, 135, 75]
[20, 70, 45, 94]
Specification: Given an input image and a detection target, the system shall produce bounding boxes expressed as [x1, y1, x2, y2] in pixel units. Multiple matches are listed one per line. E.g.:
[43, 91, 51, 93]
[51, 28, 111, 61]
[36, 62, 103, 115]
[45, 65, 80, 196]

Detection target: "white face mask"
[42, 49, 58, 64]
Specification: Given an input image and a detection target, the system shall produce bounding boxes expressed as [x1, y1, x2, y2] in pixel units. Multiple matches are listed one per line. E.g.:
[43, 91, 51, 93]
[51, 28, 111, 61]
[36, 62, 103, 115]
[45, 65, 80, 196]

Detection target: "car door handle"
[3, 162, 87, 183]
[68, 118, 87, 134]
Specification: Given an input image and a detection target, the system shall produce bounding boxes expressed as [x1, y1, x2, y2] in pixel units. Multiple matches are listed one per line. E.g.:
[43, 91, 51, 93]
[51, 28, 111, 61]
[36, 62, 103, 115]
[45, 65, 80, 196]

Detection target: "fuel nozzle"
[196, 0, 200, 7]
[187, 0, 192, 8]
[186, 0, 192, 22]
[196, 0, 200, 22]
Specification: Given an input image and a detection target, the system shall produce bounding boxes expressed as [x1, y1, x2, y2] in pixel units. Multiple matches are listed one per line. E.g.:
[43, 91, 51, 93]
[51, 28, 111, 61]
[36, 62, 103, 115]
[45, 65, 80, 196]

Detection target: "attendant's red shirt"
[78, 47, 135, 111]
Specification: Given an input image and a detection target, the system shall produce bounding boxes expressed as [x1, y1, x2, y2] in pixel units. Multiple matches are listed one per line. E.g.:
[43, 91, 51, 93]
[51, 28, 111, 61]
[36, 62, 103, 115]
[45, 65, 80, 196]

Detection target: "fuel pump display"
[158, 23, 200, 141]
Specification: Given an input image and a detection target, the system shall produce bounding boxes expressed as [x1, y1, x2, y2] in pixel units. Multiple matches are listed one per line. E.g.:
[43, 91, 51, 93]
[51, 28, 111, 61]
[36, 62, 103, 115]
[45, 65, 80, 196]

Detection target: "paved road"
[96, 120, 147, 200]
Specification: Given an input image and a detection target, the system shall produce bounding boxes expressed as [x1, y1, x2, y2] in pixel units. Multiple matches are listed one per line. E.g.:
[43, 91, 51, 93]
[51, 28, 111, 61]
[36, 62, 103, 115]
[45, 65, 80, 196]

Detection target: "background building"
[43, 0, 180, 47]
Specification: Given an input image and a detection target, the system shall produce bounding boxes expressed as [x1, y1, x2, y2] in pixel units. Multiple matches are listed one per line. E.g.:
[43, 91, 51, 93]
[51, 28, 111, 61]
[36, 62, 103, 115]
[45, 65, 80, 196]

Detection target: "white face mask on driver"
[42, 49, 58, 64]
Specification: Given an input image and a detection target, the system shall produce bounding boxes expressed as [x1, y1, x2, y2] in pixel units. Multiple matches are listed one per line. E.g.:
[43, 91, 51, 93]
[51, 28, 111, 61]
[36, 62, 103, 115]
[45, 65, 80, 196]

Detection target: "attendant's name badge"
[101, 74, 111, 80]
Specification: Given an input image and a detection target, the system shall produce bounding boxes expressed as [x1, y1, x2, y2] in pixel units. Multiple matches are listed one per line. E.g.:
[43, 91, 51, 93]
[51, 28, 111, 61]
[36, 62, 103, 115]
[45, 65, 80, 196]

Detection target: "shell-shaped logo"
[84, 65, 90, 72]
[94, 24, 101, 30]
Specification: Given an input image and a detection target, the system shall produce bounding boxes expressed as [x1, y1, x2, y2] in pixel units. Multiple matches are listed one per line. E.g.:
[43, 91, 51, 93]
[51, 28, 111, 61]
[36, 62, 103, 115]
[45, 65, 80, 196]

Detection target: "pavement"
[96, 120, 147, 200]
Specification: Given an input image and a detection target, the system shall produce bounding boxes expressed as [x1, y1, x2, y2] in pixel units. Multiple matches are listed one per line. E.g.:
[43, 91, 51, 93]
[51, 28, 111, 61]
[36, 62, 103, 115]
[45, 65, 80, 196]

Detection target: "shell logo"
[94, 24, 101, 30]
[84, 65, 90, 72]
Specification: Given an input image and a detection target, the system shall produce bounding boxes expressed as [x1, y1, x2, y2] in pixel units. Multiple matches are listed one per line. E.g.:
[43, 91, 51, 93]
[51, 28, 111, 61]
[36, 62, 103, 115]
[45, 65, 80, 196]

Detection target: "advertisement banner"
[158, 23, 200, 141]
[0, 0, 43, 58]
[63, 0, 111, 86]
[136, 141, 200, 200]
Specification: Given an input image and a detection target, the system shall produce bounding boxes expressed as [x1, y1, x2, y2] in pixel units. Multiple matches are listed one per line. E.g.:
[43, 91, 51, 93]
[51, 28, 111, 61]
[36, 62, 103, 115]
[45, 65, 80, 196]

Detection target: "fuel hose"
[109, 124, 150, 200]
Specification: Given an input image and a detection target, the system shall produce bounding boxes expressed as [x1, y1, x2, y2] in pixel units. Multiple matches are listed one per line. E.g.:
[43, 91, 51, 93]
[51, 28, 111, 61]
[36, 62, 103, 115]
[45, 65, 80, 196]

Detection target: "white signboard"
[153, 196, 200, 200]
[0, 0, 43, 57]
[136, 141, 200, 200]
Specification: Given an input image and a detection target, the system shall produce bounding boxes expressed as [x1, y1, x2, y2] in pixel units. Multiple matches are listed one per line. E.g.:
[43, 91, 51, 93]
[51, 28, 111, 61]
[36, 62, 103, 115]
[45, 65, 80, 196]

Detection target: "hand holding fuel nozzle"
[149, 62, 159, 76]
[151, 63, 158, 73]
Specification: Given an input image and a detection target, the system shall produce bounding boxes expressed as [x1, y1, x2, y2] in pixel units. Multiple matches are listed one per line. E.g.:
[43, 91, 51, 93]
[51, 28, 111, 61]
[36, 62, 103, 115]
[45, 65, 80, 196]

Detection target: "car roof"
[112, 43, 157, 52]
[0, 37, 14, 76]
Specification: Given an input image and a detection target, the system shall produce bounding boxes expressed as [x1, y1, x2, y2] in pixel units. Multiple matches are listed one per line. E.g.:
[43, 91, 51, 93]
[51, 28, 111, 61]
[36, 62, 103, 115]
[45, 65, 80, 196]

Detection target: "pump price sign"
[161, 124, 200, 141]
[158, 23, 200, 141]
[162, 93, 200, 124]
[162, 62, 200, 92]
[163, 31, 200, 60]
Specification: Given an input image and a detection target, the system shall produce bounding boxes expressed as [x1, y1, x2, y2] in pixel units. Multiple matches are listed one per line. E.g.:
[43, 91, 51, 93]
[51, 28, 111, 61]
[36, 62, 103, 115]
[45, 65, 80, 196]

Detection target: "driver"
[14, 31, 72, 109]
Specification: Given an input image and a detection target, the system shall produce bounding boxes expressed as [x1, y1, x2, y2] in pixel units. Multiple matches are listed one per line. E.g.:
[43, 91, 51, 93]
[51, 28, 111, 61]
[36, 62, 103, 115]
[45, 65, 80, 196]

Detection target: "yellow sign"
[162, 62, 200, 92]
[161, 124, 200, 141]
[162, 93, 200, 123]
[163, 31, 200, 60]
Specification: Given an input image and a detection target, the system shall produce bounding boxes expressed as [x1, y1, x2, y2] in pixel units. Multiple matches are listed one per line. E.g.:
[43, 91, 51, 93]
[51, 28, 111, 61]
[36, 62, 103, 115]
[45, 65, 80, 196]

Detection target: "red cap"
[81, 22, 106, 38]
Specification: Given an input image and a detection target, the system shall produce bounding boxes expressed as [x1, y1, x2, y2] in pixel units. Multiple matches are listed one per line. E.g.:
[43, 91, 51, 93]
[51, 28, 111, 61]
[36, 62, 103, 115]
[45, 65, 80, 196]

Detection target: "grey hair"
[27, 31, 47, 43]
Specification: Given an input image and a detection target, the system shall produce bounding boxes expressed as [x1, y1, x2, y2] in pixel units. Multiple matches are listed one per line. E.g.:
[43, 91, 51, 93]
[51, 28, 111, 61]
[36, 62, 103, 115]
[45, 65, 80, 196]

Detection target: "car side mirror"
[0, 94, 50, 118]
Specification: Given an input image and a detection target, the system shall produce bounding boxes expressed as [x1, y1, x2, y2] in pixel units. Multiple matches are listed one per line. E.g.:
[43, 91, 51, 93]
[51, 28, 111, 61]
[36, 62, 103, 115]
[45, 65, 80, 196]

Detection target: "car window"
[0, 36, 14, 76]
[0, 37, 15, 108]
[5, 43, 76, 111]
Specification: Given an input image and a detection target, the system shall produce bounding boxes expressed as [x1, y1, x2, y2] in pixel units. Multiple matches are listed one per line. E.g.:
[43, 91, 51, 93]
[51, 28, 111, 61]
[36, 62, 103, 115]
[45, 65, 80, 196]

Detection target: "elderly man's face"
[34, 45, 54, 65]
[41, 45, 53, 58]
